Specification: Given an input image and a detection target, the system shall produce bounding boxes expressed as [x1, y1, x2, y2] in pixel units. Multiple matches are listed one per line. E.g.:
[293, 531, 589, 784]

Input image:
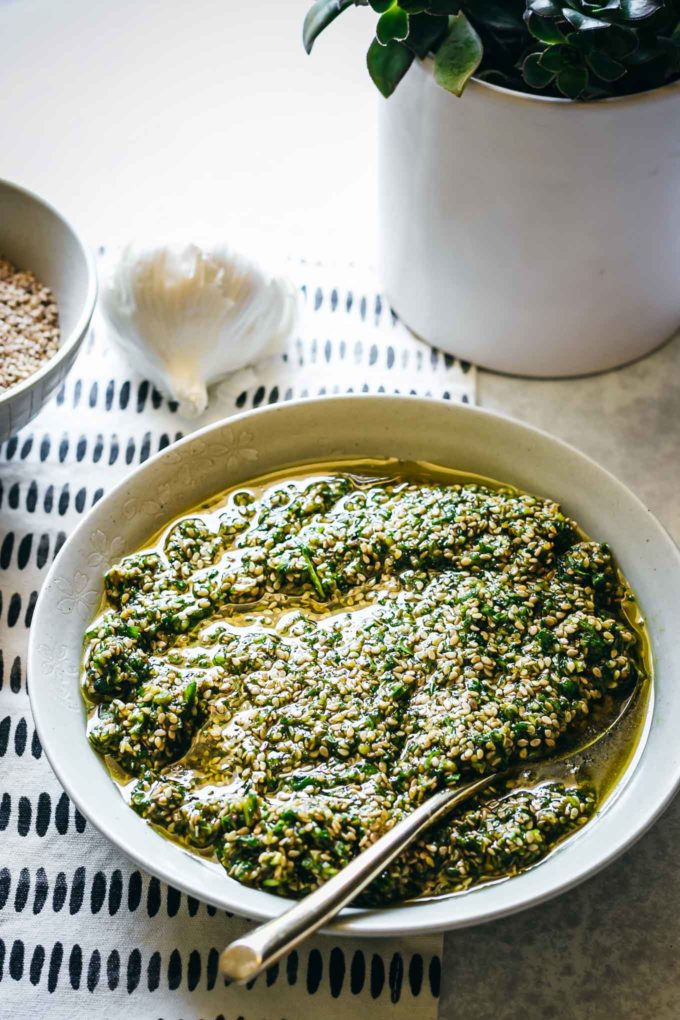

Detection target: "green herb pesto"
[82, 463, 650, 904]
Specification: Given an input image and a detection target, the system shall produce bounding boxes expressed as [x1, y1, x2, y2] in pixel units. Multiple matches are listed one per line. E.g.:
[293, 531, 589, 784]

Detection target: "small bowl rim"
[0, 176, 98, 406]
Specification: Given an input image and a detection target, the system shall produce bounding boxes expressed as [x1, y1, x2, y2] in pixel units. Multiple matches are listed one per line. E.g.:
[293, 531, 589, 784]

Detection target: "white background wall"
[0, 0, 377, 258]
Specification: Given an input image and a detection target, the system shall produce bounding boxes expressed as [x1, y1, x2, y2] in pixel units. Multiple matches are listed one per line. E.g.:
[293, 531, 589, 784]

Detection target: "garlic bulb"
[101, 241, 297, 417]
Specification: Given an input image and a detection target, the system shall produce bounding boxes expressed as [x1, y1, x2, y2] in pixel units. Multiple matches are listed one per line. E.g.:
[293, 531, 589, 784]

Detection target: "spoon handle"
[219, 772, 497, 983]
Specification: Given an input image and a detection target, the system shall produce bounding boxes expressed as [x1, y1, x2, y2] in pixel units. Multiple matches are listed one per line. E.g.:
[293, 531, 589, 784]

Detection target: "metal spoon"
[220, 691, 637, 983]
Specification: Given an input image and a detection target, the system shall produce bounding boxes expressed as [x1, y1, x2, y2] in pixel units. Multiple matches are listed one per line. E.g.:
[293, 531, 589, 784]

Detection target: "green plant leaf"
[523, 51, 558, 85]
[539, 44, 570, 70]
[369, 0, 393, 12]
[398, 0, 434, 11]
[426, 0, 464, 13]
[404, 12, 449, 57]
[619, 0, 662, 19]
[570, 28, 596, 53]
[556, 64, 589, 95]
[433, 12, 483, 95]
[377, 4, 410, 43]
[626, 41, 665, 63]
[367, 37, 415, 95]
[525, 11, 567, 43]
[562, 9, 609, 29]
[303, 0, 357, 53]
[586, 49, 627, 78]
[663, 35, 680, 76]
[529, 0, 562, 16]
[592, 0, 622, 12]
[604, 24, 638, 57]
[464, 0, 527, 31]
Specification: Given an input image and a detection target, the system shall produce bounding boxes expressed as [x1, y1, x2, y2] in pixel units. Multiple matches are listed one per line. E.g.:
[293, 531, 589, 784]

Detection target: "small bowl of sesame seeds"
[0, 178, 97, 443]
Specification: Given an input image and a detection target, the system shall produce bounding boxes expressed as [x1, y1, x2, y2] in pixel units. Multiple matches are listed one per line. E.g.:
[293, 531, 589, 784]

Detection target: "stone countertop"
[479, 333, 680, 542]
[441, 331, 680, 1020]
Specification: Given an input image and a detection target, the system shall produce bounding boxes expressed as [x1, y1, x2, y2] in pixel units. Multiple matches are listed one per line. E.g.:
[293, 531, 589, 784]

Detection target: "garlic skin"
[101, 241, 297, 417]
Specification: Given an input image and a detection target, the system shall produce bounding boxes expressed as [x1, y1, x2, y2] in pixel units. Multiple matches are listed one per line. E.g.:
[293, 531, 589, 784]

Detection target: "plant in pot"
[304, 1, 680, 376]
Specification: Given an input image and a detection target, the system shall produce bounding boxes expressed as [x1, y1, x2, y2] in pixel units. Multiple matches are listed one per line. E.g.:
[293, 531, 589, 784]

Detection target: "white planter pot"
[378, 62, 680, 377]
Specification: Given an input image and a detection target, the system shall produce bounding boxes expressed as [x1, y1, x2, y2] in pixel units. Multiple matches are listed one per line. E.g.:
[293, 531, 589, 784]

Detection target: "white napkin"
[0, 258, 475, 1019]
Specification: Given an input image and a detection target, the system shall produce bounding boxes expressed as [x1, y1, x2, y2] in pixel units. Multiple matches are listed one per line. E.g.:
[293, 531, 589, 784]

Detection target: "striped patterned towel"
[0, 259, 475, 1019]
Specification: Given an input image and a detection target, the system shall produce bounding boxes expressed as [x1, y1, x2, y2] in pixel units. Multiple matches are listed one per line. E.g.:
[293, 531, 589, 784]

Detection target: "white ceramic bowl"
[0, 178, 97, 443]
[28, 396, 680, 937]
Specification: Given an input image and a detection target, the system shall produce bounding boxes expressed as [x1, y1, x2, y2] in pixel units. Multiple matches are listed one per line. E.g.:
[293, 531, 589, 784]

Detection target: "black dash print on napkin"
[350, 949, 365, 994]
[408, 953, 424, 996]
[0, 430, 183, 470]
[306, 947, 323, 994]
[286, 949, 299, 986]
[0, 716, 42, 759]
[0, 867, 225, 922]
[3, 436, 19, 461]
[0, 478, 115, 519]
[0, 938, 440, 1000]
[371, 954, 385, 998]
[0, 654, 23, 694]
[0, 591, 37, 628]
[0, 531, 65, 573]
[0, 792, 86, 838]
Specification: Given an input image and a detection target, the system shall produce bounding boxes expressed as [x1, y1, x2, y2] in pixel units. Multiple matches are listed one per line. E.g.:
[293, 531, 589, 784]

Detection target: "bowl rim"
[28, 394, 680, 936]
[0, 176, 98, 406]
